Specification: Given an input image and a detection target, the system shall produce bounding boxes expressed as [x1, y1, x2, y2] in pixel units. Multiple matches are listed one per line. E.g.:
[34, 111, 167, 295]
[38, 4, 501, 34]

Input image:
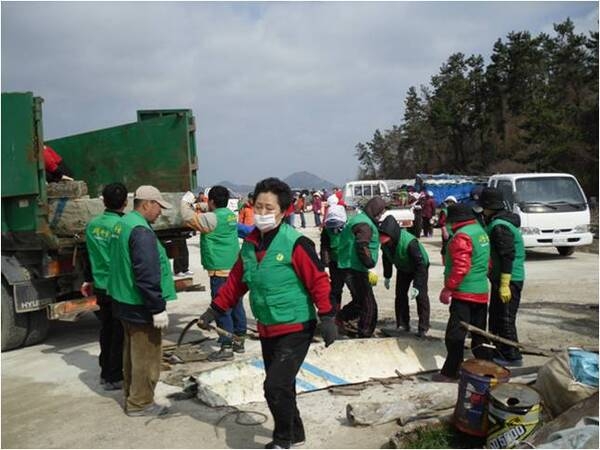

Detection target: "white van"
[488, 173, 593, 256]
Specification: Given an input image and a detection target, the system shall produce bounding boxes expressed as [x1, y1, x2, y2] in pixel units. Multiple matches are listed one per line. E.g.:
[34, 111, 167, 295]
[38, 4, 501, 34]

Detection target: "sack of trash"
[534, 349, 599, 417]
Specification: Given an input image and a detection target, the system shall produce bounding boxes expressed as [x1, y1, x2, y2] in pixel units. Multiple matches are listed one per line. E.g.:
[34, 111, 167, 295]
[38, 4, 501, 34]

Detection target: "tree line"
[355, 19, 599, 196]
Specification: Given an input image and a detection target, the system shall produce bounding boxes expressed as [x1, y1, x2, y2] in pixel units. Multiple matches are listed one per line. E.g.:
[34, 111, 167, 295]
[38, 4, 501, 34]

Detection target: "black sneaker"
[232, 339, 245, 354]
[103, 380, 123, 391]
[397, 322, 410, 332]
[208, 346, 234, 362]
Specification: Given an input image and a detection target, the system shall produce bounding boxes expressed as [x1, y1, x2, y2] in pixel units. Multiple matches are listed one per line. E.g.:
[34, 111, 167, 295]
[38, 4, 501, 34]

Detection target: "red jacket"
[43, 145, 62, 173]
[445, 219, 489, 304]
[211, 226, 332, 337]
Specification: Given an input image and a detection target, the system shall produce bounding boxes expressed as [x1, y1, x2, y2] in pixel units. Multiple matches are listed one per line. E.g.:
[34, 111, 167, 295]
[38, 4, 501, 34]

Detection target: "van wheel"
[23, 310, 50, 347]
[556, 246, 575, 256]
[1, 281, 29, 352]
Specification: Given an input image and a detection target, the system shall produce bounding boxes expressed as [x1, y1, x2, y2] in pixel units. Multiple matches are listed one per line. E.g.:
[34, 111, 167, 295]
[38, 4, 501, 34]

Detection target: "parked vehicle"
[342, 179, 414, 228]
[488, 173, 593, 256]
[1, 92, 198, 351]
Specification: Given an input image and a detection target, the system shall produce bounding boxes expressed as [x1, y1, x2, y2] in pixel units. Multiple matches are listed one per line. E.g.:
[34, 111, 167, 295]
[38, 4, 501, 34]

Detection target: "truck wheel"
[23, 310, 50, 347]
[556, 246, 575, 256]
[1, 281, 29, 352]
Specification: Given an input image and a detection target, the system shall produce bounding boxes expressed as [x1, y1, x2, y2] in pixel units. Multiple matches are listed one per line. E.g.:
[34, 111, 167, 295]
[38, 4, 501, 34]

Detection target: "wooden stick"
[459, 321, 553, 357]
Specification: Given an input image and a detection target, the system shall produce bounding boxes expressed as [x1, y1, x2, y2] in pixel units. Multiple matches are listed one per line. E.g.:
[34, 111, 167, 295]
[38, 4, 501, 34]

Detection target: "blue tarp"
[415, 174, 488, 206]
[569, 349, 599, 387]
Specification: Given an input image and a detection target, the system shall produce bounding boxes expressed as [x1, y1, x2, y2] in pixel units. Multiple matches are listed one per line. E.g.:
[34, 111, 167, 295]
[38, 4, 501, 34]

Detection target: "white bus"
[488, 173, 593, 256]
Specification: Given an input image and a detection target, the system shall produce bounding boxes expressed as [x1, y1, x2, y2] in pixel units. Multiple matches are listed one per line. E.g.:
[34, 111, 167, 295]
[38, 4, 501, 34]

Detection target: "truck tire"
[23, 310, 50, 347]
[556, 246, 575, 256]
[1, 281, 29, 352]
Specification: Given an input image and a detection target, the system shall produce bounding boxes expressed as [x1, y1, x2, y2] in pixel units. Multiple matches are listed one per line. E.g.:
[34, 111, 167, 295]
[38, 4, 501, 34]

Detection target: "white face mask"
[254, 213, 278, 232]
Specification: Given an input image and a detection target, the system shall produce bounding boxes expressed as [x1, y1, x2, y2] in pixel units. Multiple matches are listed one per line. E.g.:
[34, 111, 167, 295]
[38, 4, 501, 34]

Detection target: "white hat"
[427, 190, 434, 197]
[313, 191, 322, 198]
[134, 185, 172, 209]
[327, 194, 339, 206]
[444, 195, 457, 204]
[325, 204, 347, 224]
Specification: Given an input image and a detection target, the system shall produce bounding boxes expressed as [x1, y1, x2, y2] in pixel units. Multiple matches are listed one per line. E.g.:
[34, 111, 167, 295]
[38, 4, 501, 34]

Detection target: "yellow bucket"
[486, 383, 541, 449]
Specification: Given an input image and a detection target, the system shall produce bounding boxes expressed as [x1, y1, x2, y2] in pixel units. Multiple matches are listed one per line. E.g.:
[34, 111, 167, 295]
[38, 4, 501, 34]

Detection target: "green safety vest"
[444, 223, 490, 294]
[241, 224, 315, 325]
[337, 212, 379, 272]
[85, 210, 122, 290]
[325, 227, 343, 262]
[486, 218, 526, 281]
[383, 229, 429, 273]
[107, 210, 176, 305]
[200, 207, 239, 270]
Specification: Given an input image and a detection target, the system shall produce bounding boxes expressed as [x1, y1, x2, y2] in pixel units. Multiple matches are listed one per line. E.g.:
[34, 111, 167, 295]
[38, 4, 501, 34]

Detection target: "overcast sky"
[2, 1, 597, 186]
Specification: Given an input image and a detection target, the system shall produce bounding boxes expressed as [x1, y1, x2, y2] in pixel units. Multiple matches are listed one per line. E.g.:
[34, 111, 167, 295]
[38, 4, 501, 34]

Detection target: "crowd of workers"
[76, 173, 524, 449]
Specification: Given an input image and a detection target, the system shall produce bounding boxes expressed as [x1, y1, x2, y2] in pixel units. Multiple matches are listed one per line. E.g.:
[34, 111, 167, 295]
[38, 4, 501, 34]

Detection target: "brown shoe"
[431, 372, 457, 383]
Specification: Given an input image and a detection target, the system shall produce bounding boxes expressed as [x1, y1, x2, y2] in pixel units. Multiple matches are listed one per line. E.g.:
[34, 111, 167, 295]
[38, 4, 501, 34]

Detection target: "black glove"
[320, 316, 337, 348]
[197, 307, 218, 330]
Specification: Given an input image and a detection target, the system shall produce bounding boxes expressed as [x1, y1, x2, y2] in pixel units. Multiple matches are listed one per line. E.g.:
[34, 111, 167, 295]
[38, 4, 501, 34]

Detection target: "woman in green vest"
[336, 197, 385, 338]
[433, 203, 491, 382]
[197, 177, 337, 449]
[478, 187, 526, 367]
[378, 215, 431, 337]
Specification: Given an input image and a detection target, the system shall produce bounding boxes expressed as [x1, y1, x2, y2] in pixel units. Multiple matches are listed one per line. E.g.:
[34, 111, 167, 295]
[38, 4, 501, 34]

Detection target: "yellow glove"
[499, 273, 512, 303]
[368, 271, 378, 286]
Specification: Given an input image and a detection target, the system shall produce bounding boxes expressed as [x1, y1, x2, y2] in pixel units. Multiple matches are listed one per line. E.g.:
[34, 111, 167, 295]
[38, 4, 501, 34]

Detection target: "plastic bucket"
[453, 359, 511, 437]
[486, 383, 541, 449]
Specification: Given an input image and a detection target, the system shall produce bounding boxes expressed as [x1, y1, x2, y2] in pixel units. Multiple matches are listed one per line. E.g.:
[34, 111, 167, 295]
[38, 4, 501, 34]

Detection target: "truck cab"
[488, 173, 593, 256]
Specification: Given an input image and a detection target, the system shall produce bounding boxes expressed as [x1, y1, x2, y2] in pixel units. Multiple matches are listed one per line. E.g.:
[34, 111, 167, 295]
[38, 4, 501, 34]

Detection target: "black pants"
[422, 216, 433, 237]
[488, 280, 523, 361]
[411, 211, 423, 239]
[338, 270, 378, 337]
[394, 269, 430, 333]
[261, 329, 313, 446]
[173, 239, 190, 274]
[94, 293, 124, 383]
[441, 298, 490, 378]
[328, 260, 348, 313]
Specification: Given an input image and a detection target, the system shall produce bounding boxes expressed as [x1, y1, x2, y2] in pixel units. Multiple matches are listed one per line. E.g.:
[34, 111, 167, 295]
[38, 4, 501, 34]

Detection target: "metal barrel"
[453, 359, 511, 437]
[486, 383, 541, 449]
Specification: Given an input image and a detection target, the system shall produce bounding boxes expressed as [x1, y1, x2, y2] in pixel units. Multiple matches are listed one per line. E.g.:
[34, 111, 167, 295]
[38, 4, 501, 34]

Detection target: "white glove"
[410, 287, 419, 300]
[182, 191, 196, 205]
[384, 278, 391, 290]
[153, 310, 169, 330]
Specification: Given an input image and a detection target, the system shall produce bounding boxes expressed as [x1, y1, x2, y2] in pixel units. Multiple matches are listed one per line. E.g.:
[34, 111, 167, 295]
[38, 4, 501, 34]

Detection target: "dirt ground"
[2, 220, 598, 449]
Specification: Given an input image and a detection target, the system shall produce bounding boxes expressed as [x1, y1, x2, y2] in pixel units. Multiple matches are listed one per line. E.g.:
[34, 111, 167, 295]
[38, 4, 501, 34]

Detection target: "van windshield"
[516, 177, 587, 212]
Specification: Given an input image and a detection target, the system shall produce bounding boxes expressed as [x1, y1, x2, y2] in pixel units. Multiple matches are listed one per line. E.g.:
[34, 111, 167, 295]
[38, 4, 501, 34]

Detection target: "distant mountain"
[284, 171, 337, 190]
[215, 181, 254, 196]
[212, 171, 337, 197]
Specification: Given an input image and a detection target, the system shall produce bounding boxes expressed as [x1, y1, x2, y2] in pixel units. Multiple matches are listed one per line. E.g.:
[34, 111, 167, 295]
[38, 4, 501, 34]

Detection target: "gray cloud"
[2, 1, 597, 186]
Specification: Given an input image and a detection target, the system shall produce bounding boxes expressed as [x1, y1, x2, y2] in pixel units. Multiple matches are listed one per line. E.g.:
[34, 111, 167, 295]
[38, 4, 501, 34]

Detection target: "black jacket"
[114, 226, 167, 324]
[486, 210, 521, 277]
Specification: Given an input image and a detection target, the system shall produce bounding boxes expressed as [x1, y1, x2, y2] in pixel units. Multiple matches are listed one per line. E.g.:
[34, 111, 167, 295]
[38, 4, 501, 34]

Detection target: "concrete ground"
[2, 219, 598, 449]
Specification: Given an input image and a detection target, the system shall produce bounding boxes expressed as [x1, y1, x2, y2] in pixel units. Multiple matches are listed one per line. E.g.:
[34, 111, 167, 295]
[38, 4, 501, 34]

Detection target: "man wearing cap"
[336, 197, 385, 338]
[108, 185, 176, 416]
[433, 203, 491, 382]
[312, 192, 323, 227]
[379, 216, 431, 337]
[478, 187, 525, 367]
[438, 195, 458, 264]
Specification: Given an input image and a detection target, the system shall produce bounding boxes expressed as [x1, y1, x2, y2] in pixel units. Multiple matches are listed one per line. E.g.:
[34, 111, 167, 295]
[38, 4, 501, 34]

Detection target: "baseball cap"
[134, 185, 173, 209]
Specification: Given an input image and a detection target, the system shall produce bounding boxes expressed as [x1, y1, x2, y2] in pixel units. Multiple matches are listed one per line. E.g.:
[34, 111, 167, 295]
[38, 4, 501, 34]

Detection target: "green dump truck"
[1, 92, 198, 351]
